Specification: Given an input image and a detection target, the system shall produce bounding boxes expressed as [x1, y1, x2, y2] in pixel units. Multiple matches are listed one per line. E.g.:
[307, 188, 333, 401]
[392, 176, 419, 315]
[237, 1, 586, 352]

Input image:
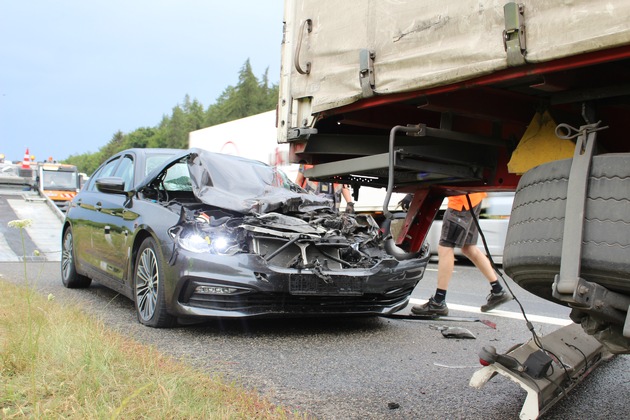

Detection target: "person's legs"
[461, 243, 512, 311]
[437, 244, 455, 290]
[411, 208, 464, 316]
[461, 244, 496, 283]
[412, 201, 512, 315]
[410, 244, 455, 315]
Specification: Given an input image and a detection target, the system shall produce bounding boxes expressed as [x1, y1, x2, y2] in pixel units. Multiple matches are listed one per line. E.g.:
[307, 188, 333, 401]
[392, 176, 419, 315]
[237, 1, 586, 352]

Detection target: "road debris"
[438, 326, 476, 339]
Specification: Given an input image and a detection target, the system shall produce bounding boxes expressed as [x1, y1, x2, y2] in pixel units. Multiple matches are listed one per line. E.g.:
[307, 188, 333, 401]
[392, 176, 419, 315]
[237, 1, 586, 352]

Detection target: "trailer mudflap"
[469, 323, 613, 420]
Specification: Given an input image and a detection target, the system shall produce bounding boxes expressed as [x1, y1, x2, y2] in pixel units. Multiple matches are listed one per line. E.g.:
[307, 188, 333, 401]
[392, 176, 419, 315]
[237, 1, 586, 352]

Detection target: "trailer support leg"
[470, 324, 612, 419]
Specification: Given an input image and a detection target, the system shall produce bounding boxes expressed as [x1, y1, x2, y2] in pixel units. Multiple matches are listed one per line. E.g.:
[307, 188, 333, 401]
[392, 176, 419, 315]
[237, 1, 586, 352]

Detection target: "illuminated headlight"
[177, 233, 238, 255]
[212, 236, 229, 252]
[195, 285, 243, 295]
[179, 234, 211, 253]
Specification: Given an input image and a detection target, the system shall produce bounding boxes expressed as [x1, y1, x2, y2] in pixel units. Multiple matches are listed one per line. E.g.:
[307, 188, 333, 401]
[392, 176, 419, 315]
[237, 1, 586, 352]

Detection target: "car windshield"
[163, 161, 192, 191]
[41, 170, 77, 189]
[202, 154, 296, 194]
[146, 155, 177, 176]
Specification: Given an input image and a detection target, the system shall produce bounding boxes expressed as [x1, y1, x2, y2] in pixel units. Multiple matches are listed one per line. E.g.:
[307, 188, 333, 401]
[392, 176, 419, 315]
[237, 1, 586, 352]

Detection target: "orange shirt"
[447, 193, 487, 211]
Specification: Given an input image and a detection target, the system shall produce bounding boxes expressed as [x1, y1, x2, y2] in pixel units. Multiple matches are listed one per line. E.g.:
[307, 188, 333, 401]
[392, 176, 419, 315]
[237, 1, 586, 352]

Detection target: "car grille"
[185, 287, 413, 313]
[250, 236, 345, 269]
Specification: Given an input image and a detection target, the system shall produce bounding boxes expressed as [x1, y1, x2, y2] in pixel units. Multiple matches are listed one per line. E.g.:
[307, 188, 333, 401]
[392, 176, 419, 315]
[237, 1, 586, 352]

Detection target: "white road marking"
[409, 298, 572, 326]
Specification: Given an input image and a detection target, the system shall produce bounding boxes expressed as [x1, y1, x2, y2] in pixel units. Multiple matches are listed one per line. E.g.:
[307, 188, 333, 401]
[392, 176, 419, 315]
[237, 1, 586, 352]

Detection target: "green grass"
[0, 280, 302, 419]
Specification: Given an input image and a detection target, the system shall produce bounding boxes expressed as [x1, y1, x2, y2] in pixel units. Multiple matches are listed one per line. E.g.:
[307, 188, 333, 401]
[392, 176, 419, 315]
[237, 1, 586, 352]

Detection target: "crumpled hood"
[187, 149, 333, 214]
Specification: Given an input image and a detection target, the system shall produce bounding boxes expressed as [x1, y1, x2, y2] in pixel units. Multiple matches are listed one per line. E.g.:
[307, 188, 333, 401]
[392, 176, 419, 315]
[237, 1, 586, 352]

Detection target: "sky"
[0, 0, 284, 163]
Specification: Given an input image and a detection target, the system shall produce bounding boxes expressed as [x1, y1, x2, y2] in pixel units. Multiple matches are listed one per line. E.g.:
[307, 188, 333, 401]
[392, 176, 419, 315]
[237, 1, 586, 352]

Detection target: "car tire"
[134, 237, 177, 328]
[61, 227, 92, 288]
[504, 154, 630, 304]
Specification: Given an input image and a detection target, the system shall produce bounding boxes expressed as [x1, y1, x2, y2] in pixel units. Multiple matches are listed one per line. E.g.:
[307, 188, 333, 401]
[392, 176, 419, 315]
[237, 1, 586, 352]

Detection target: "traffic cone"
[22, 148, 31, 169]
[19, 147, 34, 179]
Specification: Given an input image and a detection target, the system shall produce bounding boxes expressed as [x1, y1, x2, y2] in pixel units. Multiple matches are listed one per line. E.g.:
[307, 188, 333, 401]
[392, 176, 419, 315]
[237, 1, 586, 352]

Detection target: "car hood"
[139, 148, 334, 214]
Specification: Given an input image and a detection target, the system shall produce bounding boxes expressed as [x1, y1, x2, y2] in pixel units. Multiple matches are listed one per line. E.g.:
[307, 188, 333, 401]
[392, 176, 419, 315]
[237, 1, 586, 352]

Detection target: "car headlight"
[179, 233, 212, 253]
[177, 232, 239, 255]
[211, 236, 229, 252]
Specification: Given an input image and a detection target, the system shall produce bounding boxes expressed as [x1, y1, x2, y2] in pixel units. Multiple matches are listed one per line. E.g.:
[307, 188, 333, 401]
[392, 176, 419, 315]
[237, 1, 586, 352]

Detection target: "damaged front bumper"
[164, 248, 430, 318]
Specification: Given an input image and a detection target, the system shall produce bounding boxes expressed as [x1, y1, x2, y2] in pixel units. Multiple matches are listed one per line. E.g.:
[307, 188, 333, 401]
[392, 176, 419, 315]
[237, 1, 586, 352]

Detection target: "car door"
[72, 156, 121, 273]
[95, 153, 140, 283]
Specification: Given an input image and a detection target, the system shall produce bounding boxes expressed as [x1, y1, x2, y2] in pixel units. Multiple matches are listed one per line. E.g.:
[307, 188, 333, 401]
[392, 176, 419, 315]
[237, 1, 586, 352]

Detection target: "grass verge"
[0, 280, 300, 419]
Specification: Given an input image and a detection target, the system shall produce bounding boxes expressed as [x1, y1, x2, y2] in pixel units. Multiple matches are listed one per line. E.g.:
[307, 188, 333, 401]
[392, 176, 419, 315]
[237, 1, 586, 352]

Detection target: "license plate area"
[289, 275, 364, 296]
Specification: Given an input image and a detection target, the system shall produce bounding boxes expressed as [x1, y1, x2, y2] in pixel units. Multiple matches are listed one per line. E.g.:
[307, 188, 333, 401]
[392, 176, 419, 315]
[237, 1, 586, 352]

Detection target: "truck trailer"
[277, 1, 630, 414]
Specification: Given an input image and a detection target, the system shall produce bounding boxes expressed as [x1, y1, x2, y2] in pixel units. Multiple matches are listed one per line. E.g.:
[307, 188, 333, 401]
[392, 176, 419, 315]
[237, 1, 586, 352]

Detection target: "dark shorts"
[439, 204, 482, 248]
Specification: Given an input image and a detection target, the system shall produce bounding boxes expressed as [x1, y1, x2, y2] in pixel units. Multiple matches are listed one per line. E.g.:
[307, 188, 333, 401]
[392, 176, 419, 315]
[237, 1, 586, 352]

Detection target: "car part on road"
[380, 312, 497, 329]
[470, 323, 613, 420]
[438, 326, 476, 339]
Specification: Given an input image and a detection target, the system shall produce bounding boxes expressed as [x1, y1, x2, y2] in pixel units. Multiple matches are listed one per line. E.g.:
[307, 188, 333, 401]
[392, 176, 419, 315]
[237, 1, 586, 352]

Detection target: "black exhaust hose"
[382, 214, 423, 260]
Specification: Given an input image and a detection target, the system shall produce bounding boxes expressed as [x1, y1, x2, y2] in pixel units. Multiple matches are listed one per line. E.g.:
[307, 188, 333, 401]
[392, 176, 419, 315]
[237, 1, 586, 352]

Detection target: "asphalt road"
[1, 191, 628, 419]
[1, 260, 628, 420]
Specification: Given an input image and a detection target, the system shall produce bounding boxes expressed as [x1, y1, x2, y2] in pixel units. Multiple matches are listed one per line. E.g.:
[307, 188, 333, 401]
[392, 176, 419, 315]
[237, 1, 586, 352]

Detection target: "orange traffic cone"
[22, 148, 31, 169]
[19, 148, 34, 178]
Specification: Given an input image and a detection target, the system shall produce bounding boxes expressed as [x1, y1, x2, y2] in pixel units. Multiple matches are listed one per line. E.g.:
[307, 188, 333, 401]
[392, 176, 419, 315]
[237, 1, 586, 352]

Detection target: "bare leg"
[461, 244, 497, 283]
[411, 244, 453, 315]
[437, 245, 456, 290]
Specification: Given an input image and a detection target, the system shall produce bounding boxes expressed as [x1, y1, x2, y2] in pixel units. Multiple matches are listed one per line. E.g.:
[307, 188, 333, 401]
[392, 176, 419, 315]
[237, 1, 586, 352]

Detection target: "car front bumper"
[164, 250, 430, 318]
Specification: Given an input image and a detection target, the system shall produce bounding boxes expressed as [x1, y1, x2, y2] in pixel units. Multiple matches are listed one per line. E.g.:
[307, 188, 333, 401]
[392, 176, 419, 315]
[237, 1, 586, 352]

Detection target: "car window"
[85, 157, 120, 192]
[145, 155, 174, 176]
[114, 155, 134, 191]
[162, 161, 192, 191]
[42, 170, 77, 189]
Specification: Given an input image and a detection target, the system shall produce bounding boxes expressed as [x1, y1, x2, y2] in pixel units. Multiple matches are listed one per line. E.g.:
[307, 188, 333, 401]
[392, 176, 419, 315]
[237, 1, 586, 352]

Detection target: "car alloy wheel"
[60, 227, 91, 288]
[134, 237, 176, 327]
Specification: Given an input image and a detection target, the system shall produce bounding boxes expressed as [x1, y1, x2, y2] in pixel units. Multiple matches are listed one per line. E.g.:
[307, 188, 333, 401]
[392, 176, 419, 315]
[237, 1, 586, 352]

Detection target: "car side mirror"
[95, 176, 127, 194]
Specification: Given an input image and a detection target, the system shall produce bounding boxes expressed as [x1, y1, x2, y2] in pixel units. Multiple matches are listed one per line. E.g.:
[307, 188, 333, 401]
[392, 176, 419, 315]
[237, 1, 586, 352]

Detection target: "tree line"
[64, 59, 278, 174]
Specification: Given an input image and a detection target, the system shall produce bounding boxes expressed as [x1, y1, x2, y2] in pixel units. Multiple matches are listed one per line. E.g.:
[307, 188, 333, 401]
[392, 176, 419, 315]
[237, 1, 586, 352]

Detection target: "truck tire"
[504, 154, 630, 304]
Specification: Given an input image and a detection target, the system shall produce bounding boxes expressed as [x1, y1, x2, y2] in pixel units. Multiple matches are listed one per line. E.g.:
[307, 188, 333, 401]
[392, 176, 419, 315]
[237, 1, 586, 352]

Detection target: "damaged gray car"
[61, 148, 430, 327]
